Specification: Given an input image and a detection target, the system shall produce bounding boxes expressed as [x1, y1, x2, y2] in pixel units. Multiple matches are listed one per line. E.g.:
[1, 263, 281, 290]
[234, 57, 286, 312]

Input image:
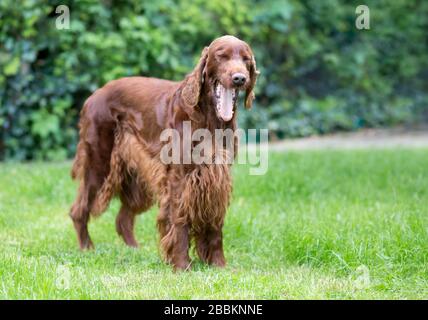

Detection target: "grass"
[0, 149, 427, 299]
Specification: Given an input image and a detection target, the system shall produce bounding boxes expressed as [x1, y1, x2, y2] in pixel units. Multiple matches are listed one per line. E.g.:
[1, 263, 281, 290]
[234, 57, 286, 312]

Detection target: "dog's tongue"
[219, 86, 234, 121]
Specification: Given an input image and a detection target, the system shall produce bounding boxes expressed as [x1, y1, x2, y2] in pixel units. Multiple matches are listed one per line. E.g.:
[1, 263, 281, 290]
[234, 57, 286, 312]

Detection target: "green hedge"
[1, 0, 427, 160]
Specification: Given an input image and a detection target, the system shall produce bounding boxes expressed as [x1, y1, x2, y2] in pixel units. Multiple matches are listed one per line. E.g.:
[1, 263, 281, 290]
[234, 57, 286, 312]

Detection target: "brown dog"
[69, 35, 259, 270]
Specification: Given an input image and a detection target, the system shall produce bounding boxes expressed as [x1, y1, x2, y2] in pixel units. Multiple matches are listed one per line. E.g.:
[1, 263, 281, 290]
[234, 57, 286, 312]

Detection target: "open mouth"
[214, 82, 238, 122]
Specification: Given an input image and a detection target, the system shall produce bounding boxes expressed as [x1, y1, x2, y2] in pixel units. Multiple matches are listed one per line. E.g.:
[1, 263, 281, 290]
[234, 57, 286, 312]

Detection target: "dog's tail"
[90, 127, 124, 216]
[71, 103, 90, 181]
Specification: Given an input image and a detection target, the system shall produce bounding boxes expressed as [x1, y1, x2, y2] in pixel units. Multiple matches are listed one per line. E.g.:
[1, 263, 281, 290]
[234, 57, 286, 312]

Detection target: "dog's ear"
[245, 54, 260, 109]
[181, 46, 209, 108]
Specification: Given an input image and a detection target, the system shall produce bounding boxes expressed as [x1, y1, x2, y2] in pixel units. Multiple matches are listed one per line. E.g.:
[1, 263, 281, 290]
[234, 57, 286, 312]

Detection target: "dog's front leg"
[158, 204, 191, 271]
[195, 226, 226, 267]
[170, 223, 191, 271]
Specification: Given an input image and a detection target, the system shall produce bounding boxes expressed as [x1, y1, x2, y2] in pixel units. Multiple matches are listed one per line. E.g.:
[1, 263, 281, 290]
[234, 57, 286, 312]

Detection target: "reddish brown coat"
[69, 35, 258, 270]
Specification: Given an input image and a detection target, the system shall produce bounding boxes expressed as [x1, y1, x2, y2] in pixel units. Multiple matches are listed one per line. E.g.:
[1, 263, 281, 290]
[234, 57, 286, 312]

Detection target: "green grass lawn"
[0, 149, 427, 299]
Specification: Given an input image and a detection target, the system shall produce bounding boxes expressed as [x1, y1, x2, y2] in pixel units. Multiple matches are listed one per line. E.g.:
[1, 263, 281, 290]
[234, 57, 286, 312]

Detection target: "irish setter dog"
[69, 35, 258, 270]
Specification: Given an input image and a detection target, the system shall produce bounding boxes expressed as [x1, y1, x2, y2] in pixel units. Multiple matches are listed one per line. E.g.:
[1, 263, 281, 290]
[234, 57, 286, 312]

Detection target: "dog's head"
[181, 35, 259, 122]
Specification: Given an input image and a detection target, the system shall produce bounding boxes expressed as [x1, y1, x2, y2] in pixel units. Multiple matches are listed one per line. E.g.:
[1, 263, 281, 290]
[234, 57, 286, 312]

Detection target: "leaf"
[4, 56, 20, 76]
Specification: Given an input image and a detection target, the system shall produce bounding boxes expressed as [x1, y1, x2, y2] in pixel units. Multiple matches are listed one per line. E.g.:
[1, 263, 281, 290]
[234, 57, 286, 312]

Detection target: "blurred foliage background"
[0, 0, 427, 160]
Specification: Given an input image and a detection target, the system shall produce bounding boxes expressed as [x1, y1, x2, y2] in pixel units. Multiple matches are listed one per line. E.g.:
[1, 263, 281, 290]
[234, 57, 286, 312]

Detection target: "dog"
[69, 35, 259, 270]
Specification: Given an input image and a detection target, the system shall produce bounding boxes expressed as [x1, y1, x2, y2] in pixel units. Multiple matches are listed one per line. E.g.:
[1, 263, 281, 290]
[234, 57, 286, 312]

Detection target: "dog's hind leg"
[115, 205, 139, 248]
[70, 171, 103, 250]
[116, 172, 154, 247]
[70, 129, 114, 250]
[70, 93, 117, 249]
[70, 185, 93, 250]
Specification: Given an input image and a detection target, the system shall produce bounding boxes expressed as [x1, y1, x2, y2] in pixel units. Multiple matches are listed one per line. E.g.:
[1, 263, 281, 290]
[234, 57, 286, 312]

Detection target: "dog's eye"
[216, 52, 229, 59]
[243, 56, 251, 62]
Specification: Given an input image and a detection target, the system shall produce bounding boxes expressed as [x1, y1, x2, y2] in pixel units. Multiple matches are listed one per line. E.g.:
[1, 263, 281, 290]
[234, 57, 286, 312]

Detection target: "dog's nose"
[232, 73, 246, 86]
